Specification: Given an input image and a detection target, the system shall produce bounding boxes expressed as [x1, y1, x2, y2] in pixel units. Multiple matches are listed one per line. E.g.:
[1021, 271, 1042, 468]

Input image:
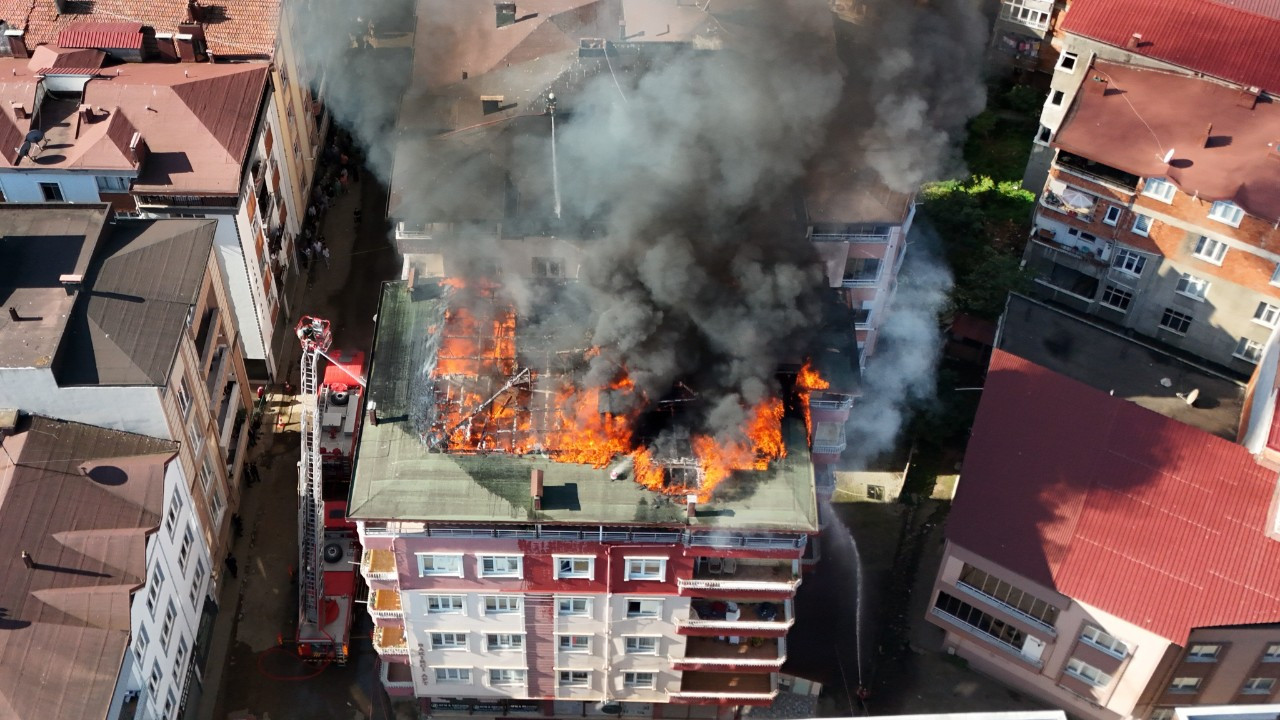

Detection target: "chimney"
[186, 0, 204, 22]
[496, 2, 516, 28]
[686, 493, 697, 518]
[175, 32, 196, 62]
[128, 132, 148, 167]
[12, 102, 28, 120]
[4, 29, 28, 60]
[8, 307, 20, 322]
[59, 274, 83, 295]
[1086, 73, 1108, 96]
[366, 400, 378, 426]
[481, 95, 504, 115]
[1126, 32, 1142, 50]
[531, 469, 544, 510]
[1203, 123, 1213, 148]
[176, 23, 206, 61]
[21, 550, 33, 569]
[1239, 86, 1261, 110]
[154, 32, 179, 62]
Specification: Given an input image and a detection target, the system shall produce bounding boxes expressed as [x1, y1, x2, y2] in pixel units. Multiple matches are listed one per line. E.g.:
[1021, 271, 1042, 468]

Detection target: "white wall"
[123, 460, 213, 720]
[0, 367, 170, 438]
[606, 594, 687, 701]
[0, 171, 102, 203]
[214, 216, 270, 364]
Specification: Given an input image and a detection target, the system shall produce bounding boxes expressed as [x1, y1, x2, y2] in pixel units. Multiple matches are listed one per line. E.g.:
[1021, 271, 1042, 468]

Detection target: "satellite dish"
[1162, 148, 1175, 163]
[1176, 388, 1200, 407]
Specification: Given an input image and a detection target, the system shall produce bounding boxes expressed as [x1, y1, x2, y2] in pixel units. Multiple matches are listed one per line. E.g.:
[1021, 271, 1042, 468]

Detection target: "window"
[627, 599, 662, 618]
[1057, 52, 1079, 72]
[480, 555, 522, 578]
[417, 553, 463, 577]
[1150, 709, 1174, 720]
[488, 668, 526, 687]
[164, 491, 184, 538]
[96, 175, 130, 192]
[625, 636, 659, 655]
[1255, 302, 1280, 328]
[1272, 265, 1280, 287]
[430, 632, 468, 649]
[559, 670, 590, 687]
[1103, 205, 1121, 226]
[1209, 200, 1244, 227]
[1112, 248, 1147, 276]
[623, 672, 656, 689]
[426, 595, 465, 614]
[146, 565, 165, 617]
[1132, 213, 1152, 236]
[956, 564, 1060, 627]
[175, 637, 189, 672]
[1050, 89, 1065, 106]
[160, 599, 176, 649]
[196, 454, 214, 493]
[1065, 657, 1113, 687]
[1101, 285, 1133, 312]
[487, 633, 524, 650]
[134, 624, 150, 664]
[148, 660, 162, 700]
[1265, 643, 1280, 661]
[558, 597, 591, 616]
[483, 595, 522, 614]
[39, 182, 64, 201]
[559, 634, 591, 652]
[1193, 236, 1227, 264]
[190, 560, 206, 608]
[1236, 338, 1264, 364]
[934, 592, 1029, 653]
[1187, 644, 1221, 661]
[1242, 677, 1276, 695]
[624, 557, 666, 581]
[1159, 308, 1192, 335]
[178, 524, 194, 572]
[1000, 0, 1051, 30]
[187, 418, 205, 457]
[435, 667, 472, 683]
[163, 689, 177, 718]
[1143, 177, 1176, 203]
[1175, 273, 1210, 301]
[209, 483, 225, 522]
[533, 256, 564, 278]
[555, 556, 594, 579]
[176, 378, 192, 418]
[1080, 626, 1129, 658]
[1169, 676, 1203, 693]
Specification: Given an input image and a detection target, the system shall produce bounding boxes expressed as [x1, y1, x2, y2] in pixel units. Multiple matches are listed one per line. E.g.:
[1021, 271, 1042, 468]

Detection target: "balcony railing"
[680, 559, 800, 592]
[811, 232, 891, 243]
[687, 533, 805, 550]
[678, 600, 793, 632]
[930, 607, 1043, 668]
[373, 625, 409, 656]
[809, 394, 854, 411]
[672, 671, 777, 700]
[369, 588, 403, 619]
[676, 637, 786, 668]
[955, 581, 1057, 635]
[361, 548, 397, 581]
[841, 273, 881, 288]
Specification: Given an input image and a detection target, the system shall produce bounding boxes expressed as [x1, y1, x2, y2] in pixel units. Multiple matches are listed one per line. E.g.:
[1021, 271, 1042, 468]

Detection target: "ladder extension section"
[297, 317, 333, 626]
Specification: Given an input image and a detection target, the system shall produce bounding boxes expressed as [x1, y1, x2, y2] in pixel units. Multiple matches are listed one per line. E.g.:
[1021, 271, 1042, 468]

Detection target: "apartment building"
[0, 412, 213, 720]
[0, 204, 252, 596]
[349, 276, 816, 716]
[989, 0, 1063, 73]
[926, 295, 1280, 720]
[1024, 0, 1280, 190]
[1023, 58, 1280, 374]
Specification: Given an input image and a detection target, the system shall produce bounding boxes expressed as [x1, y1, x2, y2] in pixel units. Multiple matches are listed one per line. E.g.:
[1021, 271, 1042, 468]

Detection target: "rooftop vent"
[531, 468, 543, 510]
[1239, 86, 1261, 110]
[496, 2, 517, 28]
[59, 273, 83, 294]
[1126, 32, 1142, 49]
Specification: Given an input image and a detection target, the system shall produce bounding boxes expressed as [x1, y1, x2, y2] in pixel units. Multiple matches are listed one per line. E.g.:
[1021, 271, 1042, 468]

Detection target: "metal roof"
[948, 349, 1280, 643]
[1061, 0, 1280, 92]
[56, 21, 144, 50]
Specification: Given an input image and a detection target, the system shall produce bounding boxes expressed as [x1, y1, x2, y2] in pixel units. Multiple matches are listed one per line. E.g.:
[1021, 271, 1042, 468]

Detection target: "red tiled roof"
[1054, 61, 1280, 222]
[1061, 0, 1280, 91]
[948, 350, 1280, 643]
[56, 20, 142, 49]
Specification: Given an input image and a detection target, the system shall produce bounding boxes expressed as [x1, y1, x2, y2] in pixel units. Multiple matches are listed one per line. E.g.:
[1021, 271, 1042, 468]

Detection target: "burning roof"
[349, 279, 818, 531]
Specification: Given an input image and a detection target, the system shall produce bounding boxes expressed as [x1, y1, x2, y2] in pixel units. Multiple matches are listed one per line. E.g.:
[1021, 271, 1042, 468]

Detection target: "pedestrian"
[312, 239, 322, 258]
[224, 554, 239, 579]
[321, 246, 331, 268]
[301, 244, 312, 268]
[353, 208, 362, 225]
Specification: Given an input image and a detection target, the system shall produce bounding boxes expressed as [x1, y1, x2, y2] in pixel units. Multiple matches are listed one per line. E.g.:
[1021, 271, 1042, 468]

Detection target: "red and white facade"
[358, 523, 807, 717]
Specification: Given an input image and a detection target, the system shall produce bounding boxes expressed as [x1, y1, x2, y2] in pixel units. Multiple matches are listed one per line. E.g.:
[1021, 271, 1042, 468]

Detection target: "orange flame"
[796, 359, 829, 444]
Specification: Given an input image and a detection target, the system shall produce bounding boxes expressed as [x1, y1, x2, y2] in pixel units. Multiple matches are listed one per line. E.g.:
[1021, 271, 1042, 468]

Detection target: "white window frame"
[160, 599, 176, 649]
[96, 175, 130, 192]
[434, 667, 473, 684]
[134, 624, 150, 664]
[1065, 657, 1113, 687]
[1112, 248, 1147, 276]
[558, 634, 591, 653]
[554, 555, 595, 580]
[487, 668, 527, 687]
[1255, 301, 1280, 328]
[175, 636, 189, 673]
[1132, 213, 1152, 236]
[426, 594, 466, 614]
[1080, 626, 1129, 658]
[1242, 677, 1276, 695]
[626, 598, 663, 618]
[624, 557, 666, 581]
[1057, 51, 1079, 73]
[1235, 337, 1263, 364]
[1143, 177, 1176, 203]
[1271, 266, 1280, 287]
[1103, 205, 1121, 226]
[1169, 676, 1203, 692]
[558, 670, 591, 687]
[175, 377, 192, 418]
[163, 688, 177, 717]
[623, 671, 656, 689]
[178, 524, 195, 573]
[479, 555, 523, 578]
[483, 595, 523, 615]
[146, 564, 165, 617]
[1187, 644, 1221, 662]
[164, 491, 184, 539]
[558, 596, 592, 616]
[1174, 273, 1210, 301]
[417, 553, 464, 578]
[624, 636, 659, 655]
[486, 633, 525, 651]
[39, 181, 64, 202]
[1208, 200, 1244, 227]
[1050, 89, 1065, 106]
[430, 632, 468, 650]
[1193, 236, 1227, 265]
[1264, 643, 1280, 661]
[190, 559, 206, 608]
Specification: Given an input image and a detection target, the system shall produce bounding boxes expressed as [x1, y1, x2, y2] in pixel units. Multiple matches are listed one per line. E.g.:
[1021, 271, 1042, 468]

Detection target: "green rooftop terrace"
[348, 280, 818, 532]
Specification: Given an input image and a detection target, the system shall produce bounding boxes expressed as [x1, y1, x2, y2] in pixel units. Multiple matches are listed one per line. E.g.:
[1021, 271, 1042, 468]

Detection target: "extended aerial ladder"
[296, 316, 333, 632]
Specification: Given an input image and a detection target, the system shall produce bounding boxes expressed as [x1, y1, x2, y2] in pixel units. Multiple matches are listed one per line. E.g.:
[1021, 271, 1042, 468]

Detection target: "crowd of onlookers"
[295, 129, 362, 279]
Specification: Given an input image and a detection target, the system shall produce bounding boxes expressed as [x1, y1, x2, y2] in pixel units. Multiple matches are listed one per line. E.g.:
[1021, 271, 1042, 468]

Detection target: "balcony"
[841, 271, 881, 288]
[675, 636, 785, 670]
[361, 548, 397, 582]
[811, 421, 846, 455]
[678, 600, 793, 634]
[679, 559, 800, 594]
[671, 670, 777, 702]
[1056, 151, 1139, 192]
[369, 589, 403, 620]
[373, 625, 409, 656]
